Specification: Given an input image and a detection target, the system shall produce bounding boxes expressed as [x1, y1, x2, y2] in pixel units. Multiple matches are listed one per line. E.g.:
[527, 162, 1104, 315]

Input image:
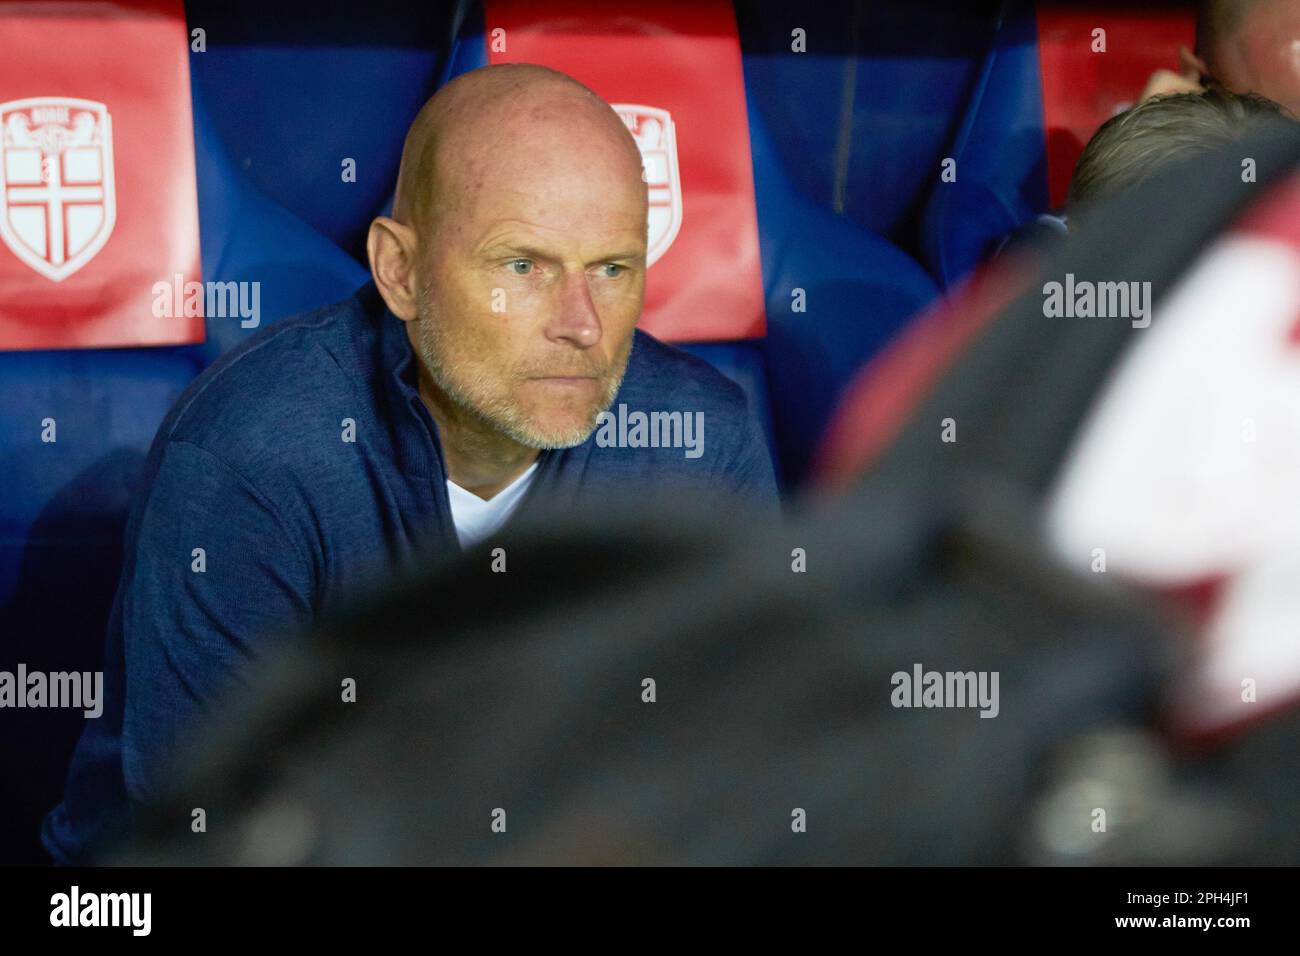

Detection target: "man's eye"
[507, 259, 533, 275]
[599, 263, 625, 278]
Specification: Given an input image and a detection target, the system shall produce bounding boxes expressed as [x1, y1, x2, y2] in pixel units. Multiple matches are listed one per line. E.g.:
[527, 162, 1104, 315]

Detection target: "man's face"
[410, 130, 647, 450]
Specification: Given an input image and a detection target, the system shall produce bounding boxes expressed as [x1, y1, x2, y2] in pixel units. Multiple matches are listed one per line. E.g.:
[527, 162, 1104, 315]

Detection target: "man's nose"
[545, 269, 603, 348]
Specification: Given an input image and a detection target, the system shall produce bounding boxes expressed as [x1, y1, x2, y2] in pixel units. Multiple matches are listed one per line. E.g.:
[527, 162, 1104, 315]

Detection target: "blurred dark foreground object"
[113, 479, 1278, 866]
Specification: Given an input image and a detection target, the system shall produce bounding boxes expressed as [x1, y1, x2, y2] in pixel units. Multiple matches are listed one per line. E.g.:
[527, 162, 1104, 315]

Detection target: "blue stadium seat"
[184, 0, 447, 259]
[742, 99, 938, 484]
[185, 81, 370, 364]
[737, 0, 1006, 261]
[918, 0, 1050, 287]
[0, 12, 373, 861]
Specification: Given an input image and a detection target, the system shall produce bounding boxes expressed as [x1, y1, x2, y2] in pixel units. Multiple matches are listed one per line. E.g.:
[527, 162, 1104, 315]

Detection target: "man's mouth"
[528, 376, 601, 393]
[526, 371, 602, 383]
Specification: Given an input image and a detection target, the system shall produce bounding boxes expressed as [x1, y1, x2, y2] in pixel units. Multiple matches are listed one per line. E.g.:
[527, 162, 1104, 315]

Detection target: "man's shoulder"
[593, 331, 778, 503]
[623, 329, 750, 417]
[157, 285, 377, 474]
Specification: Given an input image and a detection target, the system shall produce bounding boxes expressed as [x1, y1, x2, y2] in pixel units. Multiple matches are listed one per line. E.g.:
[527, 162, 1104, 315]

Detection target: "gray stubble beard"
[412, 286, 631, 450]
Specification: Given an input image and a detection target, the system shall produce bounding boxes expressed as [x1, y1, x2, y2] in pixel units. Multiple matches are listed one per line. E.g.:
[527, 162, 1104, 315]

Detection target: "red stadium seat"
[0, 0, 202, 350]
[1036, 1, 1197, 207]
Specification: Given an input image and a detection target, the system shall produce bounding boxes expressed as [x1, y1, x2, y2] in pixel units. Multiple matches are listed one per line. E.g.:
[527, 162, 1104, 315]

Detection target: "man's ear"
[367, 216, 421, 321]
[1179, 45, 1209, 82]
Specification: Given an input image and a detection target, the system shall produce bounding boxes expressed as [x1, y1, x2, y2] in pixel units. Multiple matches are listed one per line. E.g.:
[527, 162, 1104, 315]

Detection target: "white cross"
[7, 153, 103, 266]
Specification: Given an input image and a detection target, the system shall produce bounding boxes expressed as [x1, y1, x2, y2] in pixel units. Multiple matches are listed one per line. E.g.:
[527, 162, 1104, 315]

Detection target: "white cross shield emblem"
[0, 97, 116, 282]
[615, 104, 682, 268]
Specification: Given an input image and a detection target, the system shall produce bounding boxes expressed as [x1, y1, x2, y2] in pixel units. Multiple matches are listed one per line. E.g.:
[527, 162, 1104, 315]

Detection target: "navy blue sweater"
[42, 282, 778, 862]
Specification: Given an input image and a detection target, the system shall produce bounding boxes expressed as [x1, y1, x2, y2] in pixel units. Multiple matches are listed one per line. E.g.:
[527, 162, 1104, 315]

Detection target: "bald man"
[1142, 1, 1300, 117]
[42, 64, 777, 863]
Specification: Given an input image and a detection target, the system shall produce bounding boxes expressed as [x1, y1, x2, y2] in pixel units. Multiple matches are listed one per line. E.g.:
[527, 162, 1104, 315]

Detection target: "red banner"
[0, 0, 203, 350]
[485, 0, 765, 341]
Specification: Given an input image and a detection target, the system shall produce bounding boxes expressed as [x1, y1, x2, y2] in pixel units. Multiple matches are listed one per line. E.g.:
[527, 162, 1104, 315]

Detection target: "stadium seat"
[745, 100, 938, 485]
[916, 0, 1196, 286]
[0, 0, 373, 862]
[0, 1, 205, 863]
[1035, 1, 1197, 208]
[186, 81, 370, 364]
[918, 0, 1051, 287]
[184, 0, 447, 260]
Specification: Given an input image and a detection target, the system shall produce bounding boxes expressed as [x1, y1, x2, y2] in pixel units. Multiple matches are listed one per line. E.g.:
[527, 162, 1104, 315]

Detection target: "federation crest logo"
[614, 104, 681, 267]
[0, 97, 115, 282]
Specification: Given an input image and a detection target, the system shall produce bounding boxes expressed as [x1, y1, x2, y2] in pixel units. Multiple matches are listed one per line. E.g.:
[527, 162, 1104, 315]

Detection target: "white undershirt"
[445, 460, 539, 548]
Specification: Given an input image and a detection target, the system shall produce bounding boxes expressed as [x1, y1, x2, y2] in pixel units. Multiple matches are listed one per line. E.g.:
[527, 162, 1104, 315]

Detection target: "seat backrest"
[186, 81, 369, 365]
[1036, 0, 1197, 208]
[0, 0, 203, 350]
[744, 97, 939, 483]
[183, 0, 446, 259]
[918, 0, 1050, 288]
